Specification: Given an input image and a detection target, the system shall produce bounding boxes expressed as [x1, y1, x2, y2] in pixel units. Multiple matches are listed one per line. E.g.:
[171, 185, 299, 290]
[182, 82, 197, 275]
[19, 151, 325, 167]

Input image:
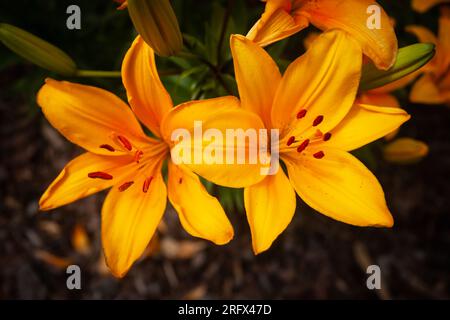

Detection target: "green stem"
[75, 69, 121, 78]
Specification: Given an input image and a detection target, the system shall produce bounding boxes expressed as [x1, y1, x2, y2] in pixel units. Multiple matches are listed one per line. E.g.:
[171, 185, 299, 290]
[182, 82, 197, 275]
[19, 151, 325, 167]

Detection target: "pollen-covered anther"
[313, 151, 325, 159]
[287, 136, 296, 146]
[134, 150, 144, 163]
[100, 144, 115, 152]
[142, 176, 153, 193]
[297, 109, 307, 119]
[313, 115, 324, 127]
[297, 139, 310, 153]
[117, 135, 132, 151]
[118, 181, 134, 192]
[88, 172, 113, 180]
[323, 132, 332, 141]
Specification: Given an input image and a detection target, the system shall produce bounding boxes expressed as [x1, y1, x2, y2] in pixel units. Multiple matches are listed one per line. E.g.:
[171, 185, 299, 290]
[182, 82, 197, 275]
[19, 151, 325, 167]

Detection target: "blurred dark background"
[1, 0, 449, 299]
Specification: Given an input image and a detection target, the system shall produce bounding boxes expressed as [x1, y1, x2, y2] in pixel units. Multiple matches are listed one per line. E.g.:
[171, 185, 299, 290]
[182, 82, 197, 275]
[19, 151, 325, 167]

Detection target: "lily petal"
[167, 161, 234, 245]
[360, 92, 400, 108]
[246, 5, 308, 47]
[40, 153, 137, 211]
[244, 169, 296, 254]
[102, 170, 166, 278]
[272, 30, 361, 137]
[298, 0, 398, 69]
[230, 34, 281, 128]
[122, 36, 173, 137]
[161, 97, 267, 188]
[37, 79, 149, 155]
[410, 74, 446, 104]
[412, 0, 450, 13]
[285, 147, 393, 227]
[329, 104, 410, 151]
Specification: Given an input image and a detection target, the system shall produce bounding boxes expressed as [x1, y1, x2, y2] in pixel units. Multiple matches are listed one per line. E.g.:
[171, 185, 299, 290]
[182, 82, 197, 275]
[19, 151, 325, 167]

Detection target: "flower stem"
[75, 70, 121, 78]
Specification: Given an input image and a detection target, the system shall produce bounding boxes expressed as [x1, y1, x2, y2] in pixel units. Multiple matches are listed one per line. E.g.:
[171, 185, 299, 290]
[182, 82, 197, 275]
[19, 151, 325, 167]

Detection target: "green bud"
[359, 43, 435, 92]
[127, 0, 183, 57]
[0, 23, 77, 76]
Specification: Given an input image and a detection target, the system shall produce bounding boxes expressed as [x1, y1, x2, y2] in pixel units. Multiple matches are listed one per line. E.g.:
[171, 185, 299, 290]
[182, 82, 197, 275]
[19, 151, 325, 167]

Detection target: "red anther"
[117, 135, 132, 151]
[313, 151, 325, 159]
[142, 177, 153, 193]
[118, 181, 134, 192]
[134, 150, 144, 163]
[297, 109, 307, 119]
[323, 132, 332, 141]
[88, 172, 113, 180]
[297, 139, 310, 153]
[287, 136, 296, 146]
[313, 115, 324, 127]
[100, 144, 115, 152]
[178, 178, 183, 184]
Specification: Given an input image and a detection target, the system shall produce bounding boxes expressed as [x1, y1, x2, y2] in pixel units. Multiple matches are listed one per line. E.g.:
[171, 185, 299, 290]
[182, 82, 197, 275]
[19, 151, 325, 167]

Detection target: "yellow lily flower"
[412, 0, 450, 13]
[37, 36, 264, 277]
[407, 8, 450, 105]
[246, 0, 398, 69]
[229, 30, 410, 254]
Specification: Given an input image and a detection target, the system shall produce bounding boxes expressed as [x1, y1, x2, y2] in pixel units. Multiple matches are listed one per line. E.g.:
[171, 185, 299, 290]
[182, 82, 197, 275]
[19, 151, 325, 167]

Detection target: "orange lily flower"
[229, 30, 410, 254]
[246, 0, 398, 70]
[37, 36, 264, 277]
[407, 8, 450, 105]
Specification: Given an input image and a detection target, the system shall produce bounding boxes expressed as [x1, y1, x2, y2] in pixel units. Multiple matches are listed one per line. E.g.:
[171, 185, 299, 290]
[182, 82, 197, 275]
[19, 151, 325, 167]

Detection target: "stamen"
[313, 151, 325, 159]
[323, 132, 332, 141]
[297, 139, 310, 153]
[100, 144, 115, 152]
[134, 150, 144, 163]
[88, 172, 113, 180]
[178, 178, 183, 184]
[286, 136, 296, 146]
[297, 109, 307, 119]
[313, 115, 324, 127]
[142, 177, 153, 193]
[119, 181, 134, 192]
[314, 129, 323, 138]
[117, 135, 132, 151]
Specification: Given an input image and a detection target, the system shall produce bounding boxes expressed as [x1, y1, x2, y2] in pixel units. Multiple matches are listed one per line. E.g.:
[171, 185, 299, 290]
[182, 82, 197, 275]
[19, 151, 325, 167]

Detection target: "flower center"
[87, 133, 168, 193]
[280, 111, 331, 159]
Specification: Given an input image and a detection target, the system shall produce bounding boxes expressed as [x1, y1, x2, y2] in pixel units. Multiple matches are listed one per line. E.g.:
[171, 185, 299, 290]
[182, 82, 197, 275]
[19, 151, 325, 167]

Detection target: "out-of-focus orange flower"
[34, 250, 72, 269]
[247, 0, 398, 70]
[114, 0, 127, 10]
[71, 223, 90, 255]
[407, 8, 450, 105]
[412, 0, 450, 13]
[383, 138, 429, 164]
